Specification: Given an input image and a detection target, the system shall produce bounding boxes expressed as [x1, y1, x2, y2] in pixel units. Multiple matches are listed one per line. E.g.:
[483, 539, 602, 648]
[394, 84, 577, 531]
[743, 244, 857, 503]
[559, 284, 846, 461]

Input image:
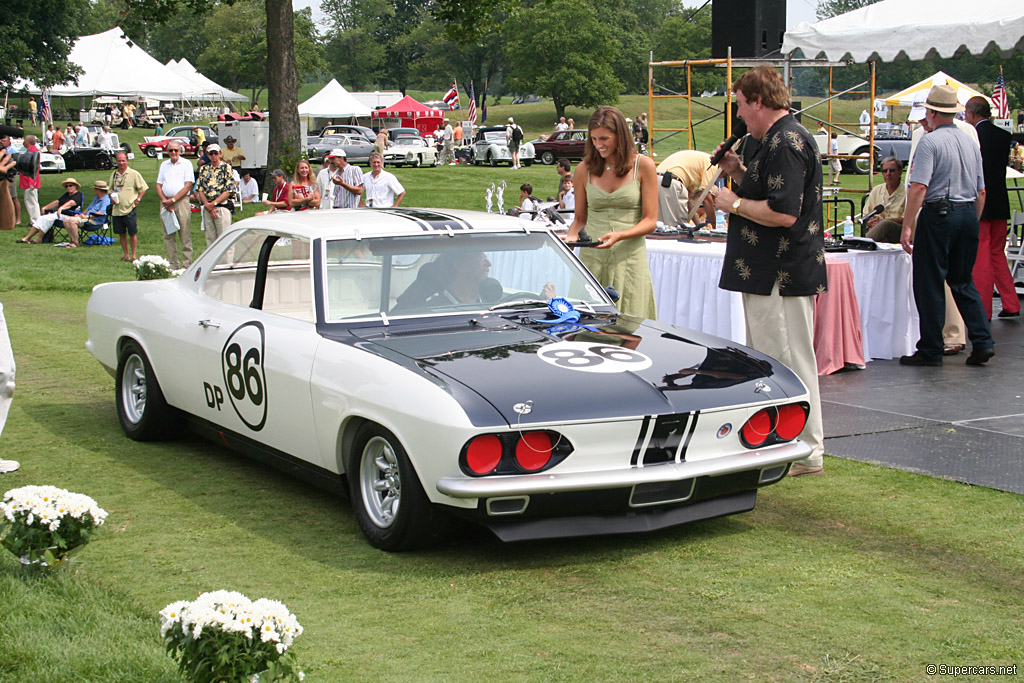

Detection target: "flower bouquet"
[160, 590, 305, 683]
[0, 485, 108, 570]
[133, 255, 184, 280]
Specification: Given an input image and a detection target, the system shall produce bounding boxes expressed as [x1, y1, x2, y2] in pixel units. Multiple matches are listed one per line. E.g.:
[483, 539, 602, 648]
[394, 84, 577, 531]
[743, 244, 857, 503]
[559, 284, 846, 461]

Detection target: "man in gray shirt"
[899, 85, 993, 366]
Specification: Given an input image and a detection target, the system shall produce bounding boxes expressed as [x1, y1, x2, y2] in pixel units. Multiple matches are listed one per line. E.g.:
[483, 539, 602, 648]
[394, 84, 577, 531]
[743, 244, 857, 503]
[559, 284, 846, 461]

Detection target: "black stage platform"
[821, 298, 1024, 493]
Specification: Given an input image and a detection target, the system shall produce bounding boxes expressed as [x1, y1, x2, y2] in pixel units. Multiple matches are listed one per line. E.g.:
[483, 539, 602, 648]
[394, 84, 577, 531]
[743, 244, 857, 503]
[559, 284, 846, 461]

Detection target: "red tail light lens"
[465, 435, 503, 475]
[774, 404, 807, 441]
[741, 409, 773, 448]
[515, 432, 553, 471]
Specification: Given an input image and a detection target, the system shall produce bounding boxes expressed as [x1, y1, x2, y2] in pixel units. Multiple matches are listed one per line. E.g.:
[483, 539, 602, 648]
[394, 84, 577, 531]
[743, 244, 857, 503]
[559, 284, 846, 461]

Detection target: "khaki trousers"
[742, 287, 824, 467]
[202, 206, 231, 247]
[163, 196, 193, 269]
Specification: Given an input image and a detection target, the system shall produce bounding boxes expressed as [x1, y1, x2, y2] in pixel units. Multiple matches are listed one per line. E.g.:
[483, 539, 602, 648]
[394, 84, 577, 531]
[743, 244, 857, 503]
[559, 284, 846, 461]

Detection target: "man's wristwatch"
[731, 198, 742, 215]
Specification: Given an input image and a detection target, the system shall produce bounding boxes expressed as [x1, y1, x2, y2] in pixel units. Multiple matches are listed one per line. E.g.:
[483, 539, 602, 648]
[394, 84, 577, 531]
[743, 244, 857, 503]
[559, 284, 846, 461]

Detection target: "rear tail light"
[459, 431, 572, 477]
[515, 432, 552, 471]
[774, 403, 808, 441]
[465, 435, 503, 475]
[739, 402, 808, 449]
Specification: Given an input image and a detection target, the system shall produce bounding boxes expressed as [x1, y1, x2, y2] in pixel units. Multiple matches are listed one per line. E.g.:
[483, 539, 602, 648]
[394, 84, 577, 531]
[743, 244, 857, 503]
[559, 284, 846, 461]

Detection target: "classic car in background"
[531, 129, 588, 165]
[471, 127, 535, 167]
[62, 147, 116, 171]
[138, 125, 218, 158]
[86, 209, 811, 551]
[308, 124, 375, 146]
[383, 135, 438, 167]
[306, 134, 374, 165]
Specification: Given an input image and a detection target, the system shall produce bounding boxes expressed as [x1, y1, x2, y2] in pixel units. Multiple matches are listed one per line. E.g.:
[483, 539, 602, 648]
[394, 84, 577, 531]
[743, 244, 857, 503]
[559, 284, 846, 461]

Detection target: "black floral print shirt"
[719, 114, 827, 297]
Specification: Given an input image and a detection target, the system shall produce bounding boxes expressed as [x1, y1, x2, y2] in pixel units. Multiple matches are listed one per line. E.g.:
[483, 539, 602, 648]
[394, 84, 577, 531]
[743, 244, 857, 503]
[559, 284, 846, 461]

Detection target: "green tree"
[815, 0, 878, 20]
[651, 9, 718, 96]
[503, 0, 620, 120]
[0, 0, 85, 90]
[321, 0, 386, 90]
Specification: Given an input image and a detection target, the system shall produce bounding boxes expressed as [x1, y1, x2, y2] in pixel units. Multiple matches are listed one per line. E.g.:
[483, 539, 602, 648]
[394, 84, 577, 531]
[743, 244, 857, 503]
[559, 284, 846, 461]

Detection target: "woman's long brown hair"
[583, 106, 635, 178]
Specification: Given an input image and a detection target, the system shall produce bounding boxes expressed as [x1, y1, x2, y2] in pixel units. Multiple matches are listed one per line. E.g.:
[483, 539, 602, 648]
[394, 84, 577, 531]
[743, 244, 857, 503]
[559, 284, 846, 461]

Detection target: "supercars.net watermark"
[926, 664, 1017, 676]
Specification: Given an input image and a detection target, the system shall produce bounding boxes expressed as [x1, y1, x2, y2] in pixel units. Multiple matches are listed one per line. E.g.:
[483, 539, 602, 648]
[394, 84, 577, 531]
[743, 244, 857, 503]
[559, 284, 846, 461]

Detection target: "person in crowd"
[28, 97, 37, 125]
[64, 124, 76, 150]
[565, 105, 658, 320]
[506, 117, 524, 170]
[317, 149, 362, 209]
[0, 150, 18, 472]
[16, 177, 84, 244]
[899, 84, 993, 367]
[44, 124, 54, 148]
[192, 126, 206, 148]
[108, 151, 148, 262]
[453, 121, 463, 149]
[1, 132, 22, 226]
[155, 141, 195, 269]
[859, 109, 871, 133]
[1011, 141, 1024, 171]
[964, 95, 1020, 320]
[196, 141, 212, 169]
[193, 144, 234, 245]
[220, 135, 246, 167]
[441, 118, 455, 165]
[58, 180, 112, 247]
[50, 125, 65, 154]
[712, 66, 826, 477]
[289, 159, 320, 211]
[516, 183, 537, 213]
[360, 152, 405, 208]
[828, 132, 841, 184]
[559, 176, 575, 210]
[75, 125, 89, 148]
[555, 117, 569, 132]
[426, 251, 501, 305]
[258, 168, 291, 214]
[97, 125, 115, 150]
[556, 158, 572, 198]
[816, 121, 828, 135]
[864, 156, 907, 243]
[374, 128, 388, 156]
[104, 105, 113, 125]
[567, 118, 575, 129]
[239, 170, 259, 205]
[154, 121, 163, 136]
[20, 135, 41, 224]
[656, 149, 720, 224]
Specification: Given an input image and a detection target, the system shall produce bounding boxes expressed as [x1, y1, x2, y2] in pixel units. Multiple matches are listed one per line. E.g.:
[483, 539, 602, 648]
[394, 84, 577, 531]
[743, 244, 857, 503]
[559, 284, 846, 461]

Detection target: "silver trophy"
[485, 183, 494, 213]
[496, 180, 507, 215]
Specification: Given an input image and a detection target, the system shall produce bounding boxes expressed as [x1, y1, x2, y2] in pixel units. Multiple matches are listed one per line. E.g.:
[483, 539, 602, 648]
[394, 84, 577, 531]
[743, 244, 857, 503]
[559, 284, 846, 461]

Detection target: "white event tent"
[782, 0, 1024, 62]
[298, 79, 372, 119]
[15, 27, 225, 100]
[166, 58, 248, 103]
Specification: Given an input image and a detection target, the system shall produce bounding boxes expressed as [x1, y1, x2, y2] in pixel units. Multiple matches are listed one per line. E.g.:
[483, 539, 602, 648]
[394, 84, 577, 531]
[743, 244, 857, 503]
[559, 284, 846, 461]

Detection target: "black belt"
[923, 200, 974, 208]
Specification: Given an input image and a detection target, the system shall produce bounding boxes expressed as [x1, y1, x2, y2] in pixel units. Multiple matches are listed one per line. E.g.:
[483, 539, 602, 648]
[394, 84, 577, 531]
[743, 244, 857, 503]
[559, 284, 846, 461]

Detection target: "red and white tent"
[371, 95, 444, 136]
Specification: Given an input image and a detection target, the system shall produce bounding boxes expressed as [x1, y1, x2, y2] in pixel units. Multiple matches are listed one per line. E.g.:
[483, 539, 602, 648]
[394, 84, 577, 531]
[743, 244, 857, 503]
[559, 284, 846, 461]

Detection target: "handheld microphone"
[709, 119, 748, 166]
[862, 204, 885, 222]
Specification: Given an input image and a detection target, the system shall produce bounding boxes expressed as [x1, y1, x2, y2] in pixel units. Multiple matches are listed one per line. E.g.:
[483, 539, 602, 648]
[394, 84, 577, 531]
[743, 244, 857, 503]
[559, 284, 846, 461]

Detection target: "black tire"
[410, 155, 421, 168]
[93, 154, 113, 171]
[523, 159, 533, 167]
[852, 146, 879, 175]
[145, 147, 158, 158]
[348, 423, 449, 551]
[120, 142, 132, 155]
[541, 151, 556, 165]
[115, 340, 177, 441]
[488, 154, 498, 167]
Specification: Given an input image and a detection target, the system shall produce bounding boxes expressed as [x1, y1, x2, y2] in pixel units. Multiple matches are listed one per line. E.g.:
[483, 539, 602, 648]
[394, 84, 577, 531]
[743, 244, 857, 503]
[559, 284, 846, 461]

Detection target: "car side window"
[204, 230, 314, 322]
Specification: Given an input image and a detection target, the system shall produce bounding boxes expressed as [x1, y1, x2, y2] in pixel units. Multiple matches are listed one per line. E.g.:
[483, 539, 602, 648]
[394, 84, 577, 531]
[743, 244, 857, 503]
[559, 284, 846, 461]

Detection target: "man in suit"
[964, 96, 1020, 319]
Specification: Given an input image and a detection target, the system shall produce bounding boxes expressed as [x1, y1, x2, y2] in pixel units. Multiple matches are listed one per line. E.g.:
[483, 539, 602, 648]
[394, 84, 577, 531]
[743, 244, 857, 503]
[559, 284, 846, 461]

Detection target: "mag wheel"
[116, 340, 177, 441]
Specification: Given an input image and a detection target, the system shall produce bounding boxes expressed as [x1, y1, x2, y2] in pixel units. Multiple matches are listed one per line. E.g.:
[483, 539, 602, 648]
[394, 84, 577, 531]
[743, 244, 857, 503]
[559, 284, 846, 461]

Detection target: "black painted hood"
[347, 314, 806, 426]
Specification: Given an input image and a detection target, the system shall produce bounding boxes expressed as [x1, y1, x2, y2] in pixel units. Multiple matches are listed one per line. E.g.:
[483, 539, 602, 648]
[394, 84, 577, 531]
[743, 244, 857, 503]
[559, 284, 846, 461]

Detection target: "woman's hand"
[595, 231, 622, 249]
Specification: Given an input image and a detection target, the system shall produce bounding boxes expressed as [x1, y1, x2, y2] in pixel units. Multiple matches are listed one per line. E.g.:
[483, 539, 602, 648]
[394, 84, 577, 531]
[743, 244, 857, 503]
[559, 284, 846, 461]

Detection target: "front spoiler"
[435, 441, 811, 498]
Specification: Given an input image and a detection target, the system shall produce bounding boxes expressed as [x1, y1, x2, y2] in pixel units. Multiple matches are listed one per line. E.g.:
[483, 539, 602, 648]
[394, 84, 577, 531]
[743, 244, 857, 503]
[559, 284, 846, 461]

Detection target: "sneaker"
[965, 347, 995, 366]
[0, 459, 20, 473]
[787, 463, 824, 477]
[899, 352, 942, 366]
[997, 309, 1020, 318]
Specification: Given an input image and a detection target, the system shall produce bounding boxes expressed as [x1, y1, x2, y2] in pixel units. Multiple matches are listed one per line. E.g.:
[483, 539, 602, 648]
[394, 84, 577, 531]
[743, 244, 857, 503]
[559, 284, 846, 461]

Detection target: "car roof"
[225, 208, 552, 241]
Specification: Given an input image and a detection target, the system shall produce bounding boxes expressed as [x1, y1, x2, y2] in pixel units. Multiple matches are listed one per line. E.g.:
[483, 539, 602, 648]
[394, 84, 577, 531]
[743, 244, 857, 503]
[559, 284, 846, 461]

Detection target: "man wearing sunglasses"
[193, 143, 234, 245]
[864, 156, 906, 243]
[155, 141, 195, 269]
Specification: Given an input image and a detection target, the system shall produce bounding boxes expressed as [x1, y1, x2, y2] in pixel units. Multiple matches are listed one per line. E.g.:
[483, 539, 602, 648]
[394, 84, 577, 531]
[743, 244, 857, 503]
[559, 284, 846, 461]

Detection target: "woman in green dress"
[566, 106, 659, 320]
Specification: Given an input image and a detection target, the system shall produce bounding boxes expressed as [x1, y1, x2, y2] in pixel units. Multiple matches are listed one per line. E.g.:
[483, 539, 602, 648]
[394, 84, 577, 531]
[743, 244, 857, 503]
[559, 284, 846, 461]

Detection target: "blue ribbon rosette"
[531, 297, 598, 333]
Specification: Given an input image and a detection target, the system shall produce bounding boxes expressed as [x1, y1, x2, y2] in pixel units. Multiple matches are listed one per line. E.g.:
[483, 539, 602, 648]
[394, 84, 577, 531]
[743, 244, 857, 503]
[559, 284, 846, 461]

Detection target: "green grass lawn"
[2, 101, 1022, 681]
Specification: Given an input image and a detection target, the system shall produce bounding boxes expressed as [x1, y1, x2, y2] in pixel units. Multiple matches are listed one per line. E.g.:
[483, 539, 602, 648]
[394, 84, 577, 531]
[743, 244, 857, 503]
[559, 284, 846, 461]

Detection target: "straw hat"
[921, 84, 963, 115]
[61, 177, 81, 190]
[93, 180, 109, 191]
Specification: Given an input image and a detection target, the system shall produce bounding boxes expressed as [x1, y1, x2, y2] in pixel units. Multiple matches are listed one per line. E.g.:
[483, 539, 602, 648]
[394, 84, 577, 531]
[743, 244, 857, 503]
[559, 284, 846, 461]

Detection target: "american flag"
[443, 83, 459, 109]
[39, 91, 51, 123]
[467, 81, 477, 125]
[992, 70, 1009, 119]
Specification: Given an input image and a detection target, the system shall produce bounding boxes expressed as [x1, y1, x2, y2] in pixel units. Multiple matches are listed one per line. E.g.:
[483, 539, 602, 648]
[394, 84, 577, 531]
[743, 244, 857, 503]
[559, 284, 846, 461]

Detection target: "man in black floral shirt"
[193, 143, 235, 246]
[714, 66, 827, 477]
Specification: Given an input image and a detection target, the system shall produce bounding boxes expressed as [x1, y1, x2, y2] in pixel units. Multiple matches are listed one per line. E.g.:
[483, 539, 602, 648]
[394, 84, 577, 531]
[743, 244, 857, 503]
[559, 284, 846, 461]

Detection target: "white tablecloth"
[646, 240, 919, 360]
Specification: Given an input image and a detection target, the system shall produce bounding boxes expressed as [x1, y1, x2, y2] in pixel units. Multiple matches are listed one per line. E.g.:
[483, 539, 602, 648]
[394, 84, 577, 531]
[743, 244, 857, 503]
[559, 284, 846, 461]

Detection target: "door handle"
[197, 319, 221, 329]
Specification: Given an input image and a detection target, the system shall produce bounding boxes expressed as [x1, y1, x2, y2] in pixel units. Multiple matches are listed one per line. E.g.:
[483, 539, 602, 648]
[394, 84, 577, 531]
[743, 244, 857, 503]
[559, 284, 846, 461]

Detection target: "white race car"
[471, 127, 535, 167]
[383, 135, 438, 168]
[86, 209, 811, 550]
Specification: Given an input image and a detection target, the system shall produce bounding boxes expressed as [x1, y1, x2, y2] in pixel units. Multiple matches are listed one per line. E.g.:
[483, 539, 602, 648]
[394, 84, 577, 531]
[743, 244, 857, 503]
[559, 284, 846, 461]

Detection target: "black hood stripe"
[379, 208, 473, 232]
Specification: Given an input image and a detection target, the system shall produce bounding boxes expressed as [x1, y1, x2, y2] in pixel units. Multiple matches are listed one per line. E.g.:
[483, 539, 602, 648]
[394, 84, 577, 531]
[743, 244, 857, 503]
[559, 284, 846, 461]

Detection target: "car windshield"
[322, 231, 609, 322]
[396, 137, 423, 147]
[482, 132, 505, 143]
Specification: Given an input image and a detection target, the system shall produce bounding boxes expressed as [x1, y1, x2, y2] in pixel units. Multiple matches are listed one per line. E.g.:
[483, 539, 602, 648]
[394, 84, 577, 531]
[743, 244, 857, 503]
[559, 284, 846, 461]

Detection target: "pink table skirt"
[814, 258, 866, 375]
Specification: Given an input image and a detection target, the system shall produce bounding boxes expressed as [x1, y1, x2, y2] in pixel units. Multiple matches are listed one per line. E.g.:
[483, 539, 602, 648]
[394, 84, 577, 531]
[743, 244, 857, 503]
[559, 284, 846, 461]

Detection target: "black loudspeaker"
[712, 0, 787, 59]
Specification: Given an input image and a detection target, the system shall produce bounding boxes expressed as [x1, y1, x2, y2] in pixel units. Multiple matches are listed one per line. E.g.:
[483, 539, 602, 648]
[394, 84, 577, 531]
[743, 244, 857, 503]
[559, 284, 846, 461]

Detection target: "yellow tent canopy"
[884, 71, 985, 107]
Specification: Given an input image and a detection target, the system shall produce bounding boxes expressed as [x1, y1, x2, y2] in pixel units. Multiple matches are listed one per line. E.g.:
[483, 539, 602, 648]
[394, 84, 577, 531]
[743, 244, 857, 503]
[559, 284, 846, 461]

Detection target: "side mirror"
[604, 285, 620, 302]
